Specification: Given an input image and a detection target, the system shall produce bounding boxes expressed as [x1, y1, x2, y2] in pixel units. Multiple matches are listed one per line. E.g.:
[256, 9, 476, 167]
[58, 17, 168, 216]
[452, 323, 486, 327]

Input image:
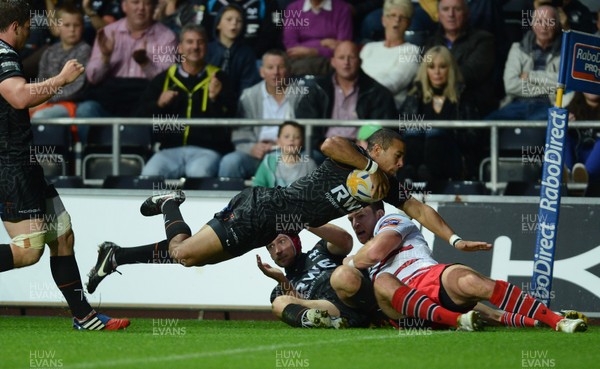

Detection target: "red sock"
[489, 280, 562, 329]
[392, 284, 461, 327]
[500, 312, 537, 327]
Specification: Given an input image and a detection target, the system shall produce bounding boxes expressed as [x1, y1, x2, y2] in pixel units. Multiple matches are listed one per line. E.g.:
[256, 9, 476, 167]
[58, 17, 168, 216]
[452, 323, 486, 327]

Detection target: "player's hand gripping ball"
[346, 170, 383, 203]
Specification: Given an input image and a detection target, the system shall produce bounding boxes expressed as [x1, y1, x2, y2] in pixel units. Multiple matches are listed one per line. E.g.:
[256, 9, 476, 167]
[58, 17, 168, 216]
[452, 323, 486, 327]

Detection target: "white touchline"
[65, 331, 453, 368]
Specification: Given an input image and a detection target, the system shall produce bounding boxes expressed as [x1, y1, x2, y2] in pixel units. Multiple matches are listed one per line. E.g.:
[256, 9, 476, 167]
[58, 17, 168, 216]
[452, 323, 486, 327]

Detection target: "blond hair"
[413, 46, 463, 104]
[383, 0, 414, 18]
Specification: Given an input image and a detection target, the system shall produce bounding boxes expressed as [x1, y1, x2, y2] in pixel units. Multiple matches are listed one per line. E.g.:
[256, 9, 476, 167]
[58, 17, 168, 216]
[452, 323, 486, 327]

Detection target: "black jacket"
[134, 64, 235, 153]
[400, 82, 479, 121]
[295, 70, 397, 119]
[426, 26, 497, 115]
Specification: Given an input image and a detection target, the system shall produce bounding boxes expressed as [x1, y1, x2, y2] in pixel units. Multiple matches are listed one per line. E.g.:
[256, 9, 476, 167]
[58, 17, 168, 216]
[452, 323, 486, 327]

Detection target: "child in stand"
[30, 5, 93, 142]
[253, 121, 317, 188]
[206, 3, 260, 99]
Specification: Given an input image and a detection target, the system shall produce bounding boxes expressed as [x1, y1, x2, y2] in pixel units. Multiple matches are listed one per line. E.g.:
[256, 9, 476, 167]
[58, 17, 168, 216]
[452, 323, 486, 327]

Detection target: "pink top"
[86, 18, 178, 84]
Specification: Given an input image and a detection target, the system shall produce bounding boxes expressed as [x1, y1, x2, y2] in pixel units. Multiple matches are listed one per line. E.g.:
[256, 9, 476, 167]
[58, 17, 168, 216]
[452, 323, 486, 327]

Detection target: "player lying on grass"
[338, 203, 587, 333]
[257, 224, 376, 328]
[86, 129, 491, 296]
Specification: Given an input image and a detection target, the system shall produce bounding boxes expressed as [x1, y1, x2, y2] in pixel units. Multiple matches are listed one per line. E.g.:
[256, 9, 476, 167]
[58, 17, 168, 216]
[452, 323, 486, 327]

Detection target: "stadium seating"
[47, 175, 85, 188]
[503, 181, 568, 196]
[31, 124, 72, 176]
[82, 125, 153, 185]
[182, 177, 247, 191]
[428, 180, 488, 195]
[102, 175, 166, 189]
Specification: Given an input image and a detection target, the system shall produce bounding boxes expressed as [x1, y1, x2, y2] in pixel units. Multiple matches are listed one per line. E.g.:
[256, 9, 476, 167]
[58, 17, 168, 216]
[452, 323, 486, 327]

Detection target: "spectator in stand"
[206, 3, 261, 100]
[193, 0, 283, 59]
[535, 0, 595, 34]
[486, 5, 561, 121]
[360, 0, 420, 109]
[253, 121, 317, 187]
[282, 0, 353, 76]
[219, 49, 303, 179]
[84, 0, 178, 117]
[31, 6, 92, 120]
[80, 0, 124, 45]
[295, 41, 397, 160]
[425, 0, 496, 117]
[21, 0, 57, 80]
[153, 0, 204, 33]
[400, 46, 478, 182]
[134, 24, 235, 178]
[467, 0, 510, 105]
[564, 92, 600, 184]
[358, 0, 439, 46]
[344, 0, 383, 43]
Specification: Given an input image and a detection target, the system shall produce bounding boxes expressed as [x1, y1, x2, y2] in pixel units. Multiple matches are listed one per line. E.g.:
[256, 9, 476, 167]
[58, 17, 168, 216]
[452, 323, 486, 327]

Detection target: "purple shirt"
[327, 74, 358, 139]
[282, 0, 352, 58]
[86, 18, 178, 84]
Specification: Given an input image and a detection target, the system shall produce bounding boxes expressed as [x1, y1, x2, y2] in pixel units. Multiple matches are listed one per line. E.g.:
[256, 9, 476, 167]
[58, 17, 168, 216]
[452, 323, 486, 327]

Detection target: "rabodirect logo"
[571, 43, 600, 82]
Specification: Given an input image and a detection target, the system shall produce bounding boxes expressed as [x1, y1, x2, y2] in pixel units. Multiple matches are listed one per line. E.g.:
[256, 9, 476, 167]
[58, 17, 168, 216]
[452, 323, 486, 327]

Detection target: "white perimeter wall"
[0, 191, 413, 309]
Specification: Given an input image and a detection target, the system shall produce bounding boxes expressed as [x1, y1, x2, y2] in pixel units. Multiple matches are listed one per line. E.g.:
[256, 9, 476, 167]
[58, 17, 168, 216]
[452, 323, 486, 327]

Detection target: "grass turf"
[1, 316, 597, 369]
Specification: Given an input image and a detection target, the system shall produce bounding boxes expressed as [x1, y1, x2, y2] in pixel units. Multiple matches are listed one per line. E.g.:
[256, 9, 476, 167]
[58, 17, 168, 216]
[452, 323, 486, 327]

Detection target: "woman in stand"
[400, 45, 478, 182]
[360, 0, 420, 109]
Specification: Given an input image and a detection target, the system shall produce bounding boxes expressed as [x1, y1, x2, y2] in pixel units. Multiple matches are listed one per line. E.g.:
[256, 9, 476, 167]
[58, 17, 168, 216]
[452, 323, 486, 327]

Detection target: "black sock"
[0, 244, 14, 272]
[162, 200, 191, 243]
[281, 304, 308, 327]
[349, 275, 377, 312]
[114, 240, 175, 265]
[50, 255, 93, 319]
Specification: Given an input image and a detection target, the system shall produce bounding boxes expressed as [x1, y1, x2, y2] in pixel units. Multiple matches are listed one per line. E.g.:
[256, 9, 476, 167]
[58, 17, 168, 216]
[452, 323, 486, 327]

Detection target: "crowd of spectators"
[25, 0, 600, 185]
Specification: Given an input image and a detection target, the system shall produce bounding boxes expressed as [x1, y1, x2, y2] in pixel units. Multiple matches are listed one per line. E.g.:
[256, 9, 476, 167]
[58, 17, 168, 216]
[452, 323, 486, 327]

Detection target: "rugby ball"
[346, 170, 382, 203]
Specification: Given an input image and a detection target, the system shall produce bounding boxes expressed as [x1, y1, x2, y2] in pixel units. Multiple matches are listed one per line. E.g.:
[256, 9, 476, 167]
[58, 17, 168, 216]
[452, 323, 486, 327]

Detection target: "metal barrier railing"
[31, 118, 600, 193]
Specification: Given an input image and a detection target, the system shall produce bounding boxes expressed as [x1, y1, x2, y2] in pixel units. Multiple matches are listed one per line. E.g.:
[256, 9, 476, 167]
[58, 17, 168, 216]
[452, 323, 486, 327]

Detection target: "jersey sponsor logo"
[327, 185, 362, 212]
[380, 218, 401, 229]
[1, 61, 20, 72]
[0, 48, 17, 55]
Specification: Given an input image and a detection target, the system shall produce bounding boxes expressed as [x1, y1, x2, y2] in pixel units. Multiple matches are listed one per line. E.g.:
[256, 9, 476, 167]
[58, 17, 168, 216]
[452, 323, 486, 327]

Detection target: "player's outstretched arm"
[401, 197, 492, 252]
[0, 59, 84, 109]
[306, 224, 353, 256]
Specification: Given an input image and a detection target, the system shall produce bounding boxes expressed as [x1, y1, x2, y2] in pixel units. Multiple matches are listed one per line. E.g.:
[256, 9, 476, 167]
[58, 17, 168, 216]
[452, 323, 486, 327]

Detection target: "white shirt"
[360, 41, 420, 107]
[369, 214, 438, 284]
[302, 0, 332, 14]
[259, 81, 293, 142]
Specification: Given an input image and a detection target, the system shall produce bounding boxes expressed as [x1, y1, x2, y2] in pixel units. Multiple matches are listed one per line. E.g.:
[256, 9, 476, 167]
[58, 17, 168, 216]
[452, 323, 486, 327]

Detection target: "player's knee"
[168, 242, 194, 267]
[272, 296, 291, 316]
[373, 273, 396, 300]
[331, 265, 361, 293]
[10, 231, 47, 267]
[13, 247, 45, 267]
[43, 208, 72, 245]
[457, 271, 489, 298]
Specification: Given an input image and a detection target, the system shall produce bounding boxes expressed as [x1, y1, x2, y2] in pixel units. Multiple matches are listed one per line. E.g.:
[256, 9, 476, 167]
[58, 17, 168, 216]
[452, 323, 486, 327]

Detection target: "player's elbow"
[6, 94, 29, 110]
[12, 101, 29, 110]
[339, 233, 353, 255]
[320, 136, 343, 157]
